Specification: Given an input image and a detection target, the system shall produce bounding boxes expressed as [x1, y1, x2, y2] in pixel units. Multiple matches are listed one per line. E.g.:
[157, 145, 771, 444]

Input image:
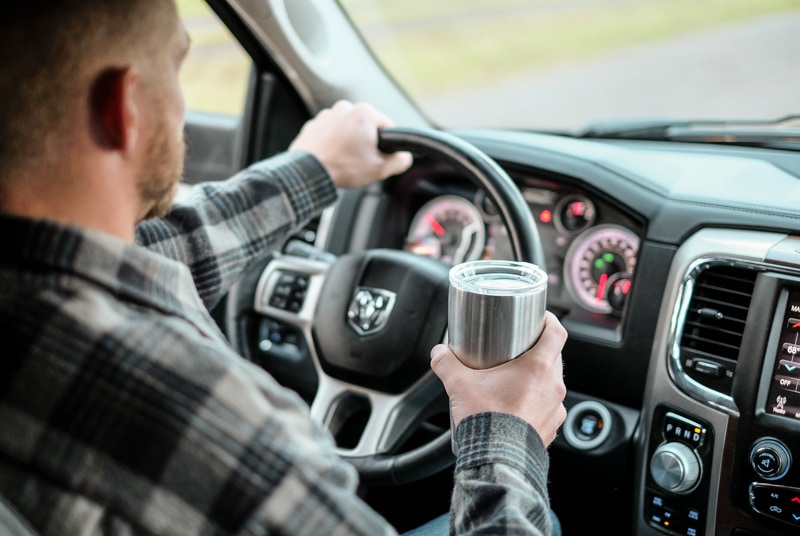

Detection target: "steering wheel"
[226, 127, 544, 485]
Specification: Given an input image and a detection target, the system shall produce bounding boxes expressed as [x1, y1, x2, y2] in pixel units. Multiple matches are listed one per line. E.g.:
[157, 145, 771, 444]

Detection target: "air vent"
[678, 265, 757, 395]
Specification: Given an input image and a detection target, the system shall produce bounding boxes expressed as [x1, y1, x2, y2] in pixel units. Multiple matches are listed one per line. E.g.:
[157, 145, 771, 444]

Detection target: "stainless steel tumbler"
[448, 260, 548, 369]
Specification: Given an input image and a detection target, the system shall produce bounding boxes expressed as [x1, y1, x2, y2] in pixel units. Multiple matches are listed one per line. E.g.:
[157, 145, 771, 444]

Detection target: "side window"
[178, 0, 253, 183]
[178, 0, 251, 117]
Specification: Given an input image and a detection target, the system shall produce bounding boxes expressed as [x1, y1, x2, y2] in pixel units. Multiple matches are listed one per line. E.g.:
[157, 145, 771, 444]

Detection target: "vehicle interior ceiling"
[192, 1, 800, 534]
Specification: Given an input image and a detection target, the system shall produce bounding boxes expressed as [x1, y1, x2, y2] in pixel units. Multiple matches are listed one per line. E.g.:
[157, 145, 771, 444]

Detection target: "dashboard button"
[646, 492, 703, 535]
[750, 483, 800, 527]
[578, 413, 602, 439]
[750, 438, 791, 481]
[562, 400, 612, 450]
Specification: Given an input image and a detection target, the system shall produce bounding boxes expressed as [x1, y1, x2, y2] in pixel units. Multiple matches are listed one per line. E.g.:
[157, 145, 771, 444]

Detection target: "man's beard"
[137, 116, 185, 221]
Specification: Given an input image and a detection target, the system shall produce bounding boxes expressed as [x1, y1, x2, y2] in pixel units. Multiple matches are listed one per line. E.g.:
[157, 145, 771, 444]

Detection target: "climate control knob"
[650, 442, 701, 494]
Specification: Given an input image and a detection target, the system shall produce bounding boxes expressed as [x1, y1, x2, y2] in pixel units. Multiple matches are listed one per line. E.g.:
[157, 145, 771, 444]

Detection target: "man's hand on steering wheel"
[289, 100, 413, 188]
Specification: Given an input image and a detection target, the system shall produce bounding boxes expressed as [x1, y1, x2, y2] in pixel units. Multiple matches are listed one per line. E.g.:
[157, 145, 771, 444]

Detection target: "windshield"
[338, 0, 800, 134]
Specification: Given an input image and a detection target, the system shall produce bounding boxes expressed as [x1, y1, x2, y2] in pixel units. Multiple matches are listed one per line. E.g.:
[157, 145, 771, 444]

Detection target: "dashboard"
[372, 157, 645, 338]
[312, 129, 800, 534]
[400, 173, 642, 319]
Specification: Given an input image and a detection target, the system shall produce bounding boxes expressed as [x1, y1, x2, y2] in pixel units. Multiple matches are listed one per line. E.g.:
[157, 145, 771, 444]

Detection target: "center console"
[730, 274, 800, 533]
[635, 230, 800, 535]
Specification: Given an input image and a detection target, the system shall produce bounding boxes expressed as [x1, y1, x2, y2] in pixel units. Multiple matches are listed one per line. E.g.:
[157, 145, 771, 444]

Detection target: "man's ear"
[89, 67, 139, 152]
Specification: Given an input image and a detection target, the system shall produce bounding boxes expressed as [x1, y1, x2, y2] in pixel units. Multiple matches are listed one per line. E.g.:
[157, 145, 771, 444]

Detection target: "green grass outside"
[176, 0, 209, 18]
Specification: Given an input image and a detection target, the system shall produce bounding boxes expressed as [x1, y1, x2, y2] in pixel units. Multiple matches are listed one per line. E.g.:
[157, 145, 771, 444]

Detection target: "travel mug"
[447, 260, 548, 454]
[448, 260, 548, 369]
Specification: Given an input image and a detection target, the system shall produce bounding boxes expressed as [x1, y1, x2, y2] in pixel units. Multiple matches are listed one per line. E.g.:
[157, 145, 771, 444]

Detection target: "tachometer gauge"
[405, 195, 486, 266]
[564, 224, 640, 314]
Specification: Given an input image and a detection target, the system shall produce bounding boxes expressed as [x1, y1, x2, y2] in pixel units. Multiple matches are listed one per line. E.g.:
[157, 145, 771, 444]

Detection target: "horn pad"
[312, 249, 450, 393]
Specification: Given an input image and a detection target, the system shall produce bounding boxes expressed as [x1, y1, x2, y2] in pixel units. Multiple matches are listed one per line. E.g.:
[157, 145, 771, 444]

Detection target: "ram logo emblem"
[347, 287, 397, 335]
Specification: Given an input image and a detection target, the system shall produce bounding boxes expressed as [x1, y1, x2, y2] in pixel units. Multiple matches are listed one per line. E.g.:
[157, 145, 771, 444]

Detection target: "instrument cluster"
[402, 174, 642, 318]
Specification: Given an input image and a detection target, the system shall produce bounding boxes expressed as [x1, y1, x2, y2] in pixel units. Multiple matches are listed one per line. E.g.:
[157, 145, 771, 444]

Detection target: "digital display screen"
[765, 289, 800, 421]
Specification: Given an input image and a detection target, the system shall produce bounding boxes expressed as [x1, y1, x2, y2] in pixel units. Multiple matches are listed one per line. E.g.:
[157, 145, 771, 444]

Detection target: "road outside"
[419, 9, 800, 131]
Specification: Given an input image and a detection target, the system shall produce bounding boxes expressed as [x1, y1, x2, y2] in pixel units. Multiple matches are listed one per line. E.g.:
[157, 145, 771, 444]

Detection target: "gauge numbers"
[405, 195, 486, 266]
[564, 224, 639, 314]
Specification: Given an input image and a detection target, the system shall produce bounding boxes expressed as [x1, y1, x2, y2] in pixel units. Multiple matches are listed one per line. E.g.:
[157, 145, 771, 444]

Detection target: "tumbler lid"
[449, 260, 547, 295]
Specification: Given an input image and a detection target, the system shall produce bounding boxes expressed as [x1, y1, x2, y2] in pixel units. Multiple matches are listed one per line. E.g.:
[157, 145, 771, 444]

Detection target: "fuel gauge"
[555, 195, 596, 233]
[606, 273, 633, 314]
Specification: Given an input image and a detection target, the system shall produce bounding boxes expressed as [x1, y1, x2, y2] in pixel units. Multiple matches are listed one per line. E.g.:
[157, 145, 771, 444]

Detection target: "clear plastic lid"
[449, 260, 547, 295]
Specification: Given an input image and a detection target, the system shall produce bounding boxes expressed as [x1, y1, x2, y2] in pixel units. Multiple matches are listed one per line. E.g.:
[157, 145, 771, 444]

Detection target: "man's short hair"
[0, 0, 177, 179]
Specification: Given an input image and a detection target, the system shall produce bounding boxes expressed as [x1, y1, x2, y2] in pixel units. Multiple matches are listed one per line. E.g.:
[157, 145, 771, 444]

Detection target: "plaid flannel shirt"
[0, 151, 553, 535]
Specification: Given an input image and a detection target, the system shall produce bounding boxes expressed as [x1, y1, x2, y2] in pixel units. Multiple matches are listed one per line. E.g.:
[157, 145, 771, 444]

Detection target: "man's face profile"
[137, 16, 190, 221]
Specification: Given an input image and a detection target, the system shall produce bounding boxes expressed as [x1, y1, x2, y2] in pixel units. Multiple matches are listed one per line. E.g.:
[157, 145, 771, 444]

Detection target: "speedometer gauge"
[563, 224, 640, 314]
[405, 195, 486, 266]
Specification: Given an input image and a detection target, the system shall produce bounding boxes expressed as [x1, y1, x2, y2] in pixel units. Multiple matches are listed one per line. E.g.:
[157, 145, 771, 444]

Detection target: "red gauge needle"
[426, 214, 445, 237]
[793, 322, 800, 329]
[596, 273, 609, 302]
[620, 279, 632, 295]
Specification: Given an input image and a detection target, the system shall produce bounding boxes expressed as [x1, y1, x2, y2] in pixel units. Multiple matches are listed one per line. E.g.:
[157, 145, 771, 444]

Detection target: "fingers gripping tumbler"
[447, 260, 548, 453]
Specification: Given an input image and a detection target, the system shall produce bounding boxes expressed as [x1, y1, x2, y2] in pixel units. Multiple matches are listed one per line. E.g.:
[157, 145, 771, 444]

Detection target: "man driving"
[0, 1, 567, 534]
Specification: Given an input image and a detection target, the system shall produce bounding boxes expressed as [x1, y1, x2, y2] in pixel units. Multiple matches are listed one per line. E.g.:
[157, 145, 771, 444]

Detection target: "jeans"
[403, 510, 562, 536]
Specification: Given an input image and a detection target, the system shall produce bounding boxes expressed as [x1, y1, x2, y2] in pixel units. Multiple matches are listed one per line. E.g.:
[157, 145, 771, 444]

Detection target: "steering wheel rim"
[228, 127, 544, 486]
[378, 127, 545, 265]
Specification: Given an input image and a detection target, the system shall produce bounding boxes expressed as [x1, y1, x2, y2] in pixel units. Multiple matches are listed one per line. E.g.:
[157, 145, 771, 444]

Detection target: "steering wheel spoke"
[253, 255, 332, 326]
[310, 372, 445, 458]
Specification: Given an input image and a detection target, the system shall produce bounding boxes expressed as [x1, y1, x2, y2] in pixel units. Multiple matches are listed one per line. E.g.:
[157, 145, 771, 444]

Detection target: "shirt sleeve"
[135, 151, 338, 310]
[451, 413, 553, 535]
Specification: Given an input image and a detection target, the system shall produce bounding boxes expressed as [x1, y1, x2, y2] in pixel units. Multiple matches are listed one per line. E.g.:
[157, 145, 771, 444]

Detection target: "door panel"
[183, 111, 244, 184]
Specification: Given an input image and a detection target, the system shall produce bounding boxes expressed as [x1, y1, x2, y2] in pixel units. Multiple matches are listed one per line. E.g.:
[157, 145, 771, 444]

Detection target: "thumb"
[380, 150, 413, 178]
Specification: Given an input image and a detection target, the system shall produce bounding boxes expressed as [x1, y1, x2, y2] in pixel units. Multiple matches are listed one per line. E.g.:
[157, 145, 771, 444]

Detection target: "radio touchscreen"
[765, 289, 800, 421]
